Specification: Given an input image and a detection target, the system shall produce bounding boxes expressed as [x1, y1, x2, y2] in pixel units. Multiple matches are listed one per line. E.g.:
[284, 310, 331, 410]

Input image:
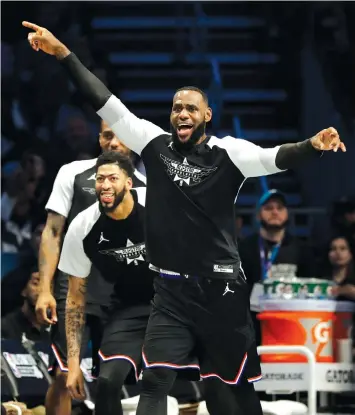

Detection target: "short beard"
[97, 188, 126, 213]
[170, 121, 206, 152]
[260, 219, 287, 232]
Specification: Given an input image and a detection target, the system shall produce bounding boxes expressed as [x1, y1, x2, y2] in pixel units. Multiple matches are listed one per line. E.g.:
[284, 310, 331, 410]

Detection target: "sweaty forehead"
[173, 90, 205, 106]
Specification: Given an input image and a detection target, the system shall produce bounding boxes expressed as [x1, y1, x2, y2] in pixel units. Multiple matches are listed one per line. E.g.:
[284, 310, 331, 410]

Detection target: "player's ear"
[98, 134, 104, 149]
[205, 107, 212, 123]
[126, 177, 133, 190]
[21, 287, 27, 298]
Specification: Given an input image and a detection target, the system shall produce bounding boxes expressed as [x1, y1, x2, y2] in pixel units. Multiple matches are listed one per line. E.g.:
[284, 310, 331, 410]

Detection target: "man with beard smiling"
[36, 117, 146, 415]
[59, 151, 163, 415]
[239, 189, 315, 344]
[23, 21, 347, 415]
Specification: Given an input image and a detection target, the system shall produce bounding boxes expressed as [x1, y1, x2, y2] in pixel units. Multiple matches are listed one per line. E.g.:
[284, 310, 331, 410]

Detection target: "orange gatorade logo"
[300, 318, 332, 358]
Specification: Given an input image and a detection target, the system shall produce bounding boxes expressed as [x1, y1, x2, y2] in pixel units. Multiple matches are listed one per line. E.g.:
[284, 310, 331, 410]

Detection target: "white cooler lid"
[259, 299, 355, 312]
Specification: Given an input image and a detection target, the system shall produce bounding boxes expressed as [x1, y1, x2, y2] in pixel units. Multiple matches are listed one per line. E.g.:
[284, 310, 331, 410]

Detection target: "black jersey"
[58, 188, 155, 308]
[97, 96, 283, 280]
[45, 158, 146, 302]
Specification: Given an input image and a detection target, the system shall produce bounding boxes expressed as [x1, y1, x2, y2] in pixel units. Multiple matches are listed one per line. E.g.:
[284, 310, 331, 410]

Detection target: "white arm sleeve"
[209, 136, 284, 178]
[58, 215, 92, 278]
[97, 95, 166, 155]
[45, 164, 74, 217]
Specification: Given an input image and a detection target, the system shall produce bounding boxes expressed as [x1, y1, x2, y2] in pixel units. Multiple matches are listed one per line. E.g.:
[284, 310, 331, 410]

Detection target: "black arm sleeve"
[275, 139, 322, 170]
[59, 52, 112, 111]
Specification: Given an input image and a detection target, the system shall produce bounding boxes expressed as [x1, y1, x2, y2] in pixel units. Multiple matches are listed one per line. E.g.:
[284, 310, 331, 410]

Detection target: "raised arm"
[22, 21, 165, 155]
[213, 128, 346, 178]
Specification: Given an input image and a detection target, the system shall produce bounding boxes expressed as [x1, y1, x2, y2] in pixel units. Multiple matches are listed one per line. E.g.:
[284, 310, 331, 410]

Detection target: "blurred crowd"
[1, 2, 355, 413]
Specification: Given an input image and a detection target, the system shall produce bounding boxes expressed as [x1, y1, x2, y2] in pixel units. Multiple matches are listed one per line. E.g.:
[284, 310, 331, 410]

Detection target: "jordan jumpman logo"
[223, 282, 235, 296]
[98, 232, 109, 244]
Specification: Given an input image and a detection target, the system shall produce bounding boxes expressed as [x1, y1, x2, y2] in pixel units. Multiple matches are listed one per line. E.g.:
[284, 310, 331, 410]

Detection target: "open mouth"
[101, 193, 114, 204]
[177, 124, 193, 141]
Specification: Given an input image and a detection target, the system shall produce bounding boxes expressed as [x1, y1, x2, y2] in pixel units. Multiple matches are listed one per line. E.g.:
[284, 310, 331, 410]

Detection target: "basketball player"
[60, 151, 165, 415]
[36, 117, 145, 415]
[23, 21, 346, 415]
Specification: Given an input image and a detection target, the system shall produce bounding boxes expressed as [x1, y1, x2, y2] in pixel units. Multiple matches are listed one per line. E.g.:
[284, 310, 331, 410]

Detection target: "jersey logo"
[222, 282, 235, 296]
[99, 239, 146, 265]
[160, 154, 217, 187]
[98, 232, 110, 244]
[87, 173, 96, 181]
[82, 187, 96, 195]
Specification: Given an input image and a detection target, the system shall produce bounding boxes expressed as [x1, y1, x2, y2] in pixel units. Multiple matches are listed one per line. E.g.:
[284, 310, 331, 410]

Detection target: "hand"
[67, 362, 86, 401]
[22, 21, 70, 59]
[310, 127, 346, 152]
[35, 291, 57, 325]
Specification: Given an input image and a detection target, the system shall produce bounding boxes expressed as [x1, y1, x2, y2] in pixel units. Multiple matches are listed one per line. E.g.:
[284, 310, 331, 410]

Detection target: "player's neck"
[107, 192, 134, 220]
[260, 227, 285, 243]
[333, 266, 348, 283]
[196, 133, 207, 145]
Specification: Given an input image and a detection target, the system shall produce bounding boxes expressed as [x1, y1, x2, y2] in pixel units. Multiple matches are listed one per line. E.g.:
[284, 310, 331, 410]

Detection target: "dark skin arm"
[65, 276, 87, 400]
[36, 211, 66, 324]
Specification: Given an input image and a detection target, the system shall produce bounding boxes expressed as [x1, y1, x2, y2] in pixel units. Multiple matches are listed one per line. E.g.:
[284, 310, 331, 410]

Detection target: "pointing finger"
[22, 21, 42, 32]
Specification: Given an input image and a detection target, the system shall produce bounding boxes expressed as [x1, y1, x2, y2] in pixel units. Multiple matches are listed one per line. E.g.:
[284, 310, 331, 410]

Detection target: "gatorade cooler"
[257, 299, 354, 363]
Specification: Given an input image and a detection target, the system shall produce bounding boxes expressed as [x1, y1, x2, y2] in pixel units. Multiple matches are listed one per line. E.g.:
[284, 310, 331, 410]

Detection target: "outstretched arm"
[22, 21, 165, 155]
[214, 128, 346, 178]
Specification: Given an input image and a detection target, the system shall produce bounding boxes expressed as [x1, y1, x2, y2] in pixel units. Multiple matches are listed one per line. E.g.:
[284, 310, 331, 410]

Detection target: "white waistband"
[149, 264, 180, 276]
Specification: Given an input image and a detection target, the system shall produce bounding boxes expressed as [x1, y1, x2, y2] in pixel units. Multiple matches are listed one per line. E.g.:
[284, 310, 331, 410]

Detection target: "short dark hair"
[96, 151, 134, 178]
[175, 86, 209, 105]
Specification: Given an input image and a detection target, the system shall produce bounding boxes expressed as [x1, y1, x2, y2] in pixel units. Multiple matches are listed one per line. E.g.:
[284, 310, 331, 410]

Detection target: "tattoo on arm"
[66, 277, 87, 359]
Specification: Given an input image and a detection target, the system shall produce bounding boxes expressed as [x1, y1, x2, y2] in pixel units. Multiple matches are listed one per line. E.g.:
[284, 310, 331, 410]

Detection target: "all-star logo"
[160, 154, 217, 187]
[82, 187, 96, 195]
[99, 239, 146, 266]
[87, 173, 96, 181]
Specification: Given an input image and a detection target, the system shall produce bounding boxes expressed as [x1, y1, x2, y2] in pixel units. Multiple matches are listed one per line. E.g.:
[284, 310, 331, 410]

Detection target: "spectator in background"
[1, 162, 22, 224]
[2, 219, 45, 316]
[1, 270, 50, 342]
[1, 162, 46, 255]
[323, 235, 355, 299]
[331, 196, 355, 242]
[49, 115, 95, 170]
[239, 189, 315, 345]
[21, 150, 51, 211]
[1, 173, 34, 253]
[21, 150, 45, 181]
[240, 189, 315, 283]
[323, 235, 355, 360]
